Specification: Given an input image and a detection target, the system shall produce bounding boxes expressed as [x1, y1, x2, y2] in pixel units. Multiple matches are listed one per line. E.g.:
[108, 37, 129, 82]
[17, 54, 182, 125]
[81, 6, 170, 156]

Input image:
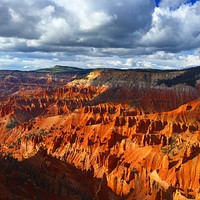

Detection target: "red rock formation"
[0, 66, 200, 199]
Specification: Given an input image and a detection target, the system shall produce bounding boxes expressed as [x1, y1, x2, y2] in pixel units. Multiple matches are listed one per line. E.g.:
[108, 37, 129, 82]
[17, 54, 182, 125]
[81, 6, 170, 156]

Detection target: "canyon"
[0, 65, 199, 200]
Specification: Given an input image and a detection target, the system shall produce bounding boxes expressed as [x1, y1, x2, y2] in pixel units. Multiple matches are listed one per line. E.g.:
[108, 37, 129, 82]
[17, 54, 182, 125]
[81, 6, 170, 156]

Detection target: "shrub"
[6, 120, 18, 130]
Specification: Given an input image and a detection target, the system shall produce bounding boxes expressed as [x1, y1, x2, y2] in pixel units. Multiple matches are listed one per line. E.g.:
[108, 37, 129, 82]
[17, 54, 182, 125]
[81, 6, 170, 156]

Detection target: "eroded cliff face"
[0, 66, 200, 199]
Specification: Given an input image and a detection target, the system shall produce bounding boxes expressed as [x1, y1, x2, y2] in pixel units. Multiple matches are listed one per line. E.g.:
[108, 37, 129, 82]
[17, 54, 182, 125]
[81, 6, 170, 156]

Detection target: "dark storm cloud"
[0, 1, 39, 39]
[88, 0, 154, 39]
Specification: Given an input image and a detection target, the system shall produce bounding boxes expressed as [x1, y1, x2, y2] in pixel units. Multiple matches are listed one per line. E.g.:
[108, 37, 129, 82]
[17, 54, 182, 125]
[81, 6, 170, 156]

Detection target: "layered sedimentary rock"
[0, 66, 199, 199]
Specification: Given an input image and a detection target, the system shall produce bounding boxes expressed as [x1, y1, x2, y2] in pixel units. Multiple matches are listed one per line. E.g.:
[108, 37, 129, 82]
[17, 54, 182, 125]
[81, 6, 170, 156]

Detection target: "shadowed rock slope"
[0, 66, 200, 199]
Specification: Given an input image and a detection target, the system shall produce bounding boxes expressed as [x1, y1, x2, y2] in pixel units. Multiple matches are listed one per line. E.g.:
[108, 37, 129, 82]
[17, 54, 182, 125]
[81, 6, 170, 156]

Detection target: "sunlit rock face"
[0, 66, 200, 199]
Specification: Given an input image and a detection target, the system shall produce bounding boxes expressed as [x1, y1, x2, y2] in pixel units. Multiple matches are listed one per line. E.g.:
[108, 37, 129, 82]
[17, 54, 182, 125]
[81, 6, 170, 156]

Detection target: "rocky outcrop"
[0, 66, 200, 199]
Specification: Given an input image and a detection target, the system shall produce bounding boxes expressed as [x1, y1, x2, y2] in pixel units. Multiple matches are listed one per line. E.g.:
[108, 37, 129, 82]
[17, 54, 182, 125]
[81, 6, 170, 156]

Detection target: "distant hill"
[35, 65, 91, 74]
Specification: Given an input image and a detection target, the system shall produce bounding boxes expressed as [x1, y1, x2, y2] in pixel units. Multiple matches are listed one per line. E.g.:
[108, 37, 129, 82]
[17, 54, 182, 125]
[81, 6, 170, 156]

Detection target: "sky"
[0, 0, 200, 70]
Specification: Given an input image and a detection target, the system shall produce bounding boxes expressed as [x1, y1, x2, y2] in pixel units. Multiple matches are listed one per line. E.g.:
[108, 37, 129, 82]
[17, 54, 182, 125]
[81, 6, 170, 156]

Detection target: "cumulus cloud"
[140, 1, 200, 52]
[0, 0, 200, 70]
[159, 0, 189, 9]
[0, 0, 155, 51]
